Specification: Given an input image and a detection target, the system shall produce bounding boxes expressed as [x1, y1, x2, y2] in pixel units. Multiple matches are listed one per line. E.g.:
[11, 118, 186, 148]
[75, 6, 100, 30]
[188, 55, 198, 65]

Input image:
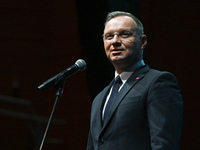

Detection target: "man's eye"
[105, 34, 114, 39]
[121, 32, 132, 38]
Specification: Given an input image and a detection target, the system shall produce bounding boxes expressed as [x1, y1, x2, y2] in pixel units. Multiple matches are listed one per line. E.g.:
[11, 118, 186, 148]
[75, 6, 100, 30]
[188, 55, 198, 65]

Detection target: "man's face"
[103, 16, 146, 72]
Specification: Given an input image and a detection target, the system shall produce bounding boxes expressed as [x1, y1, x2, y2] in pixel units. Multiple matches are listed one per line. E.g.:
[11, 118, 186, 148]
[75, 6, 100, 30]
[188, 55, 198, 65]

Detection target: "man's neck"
[115, 60, 145, 74]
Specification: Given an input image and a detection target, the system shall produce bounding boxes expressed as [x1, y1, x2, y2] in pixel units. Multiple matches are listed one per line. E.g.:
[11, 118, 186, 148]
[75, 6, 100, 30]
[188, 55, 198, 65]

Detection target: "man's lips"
[111, 49, 124, 54]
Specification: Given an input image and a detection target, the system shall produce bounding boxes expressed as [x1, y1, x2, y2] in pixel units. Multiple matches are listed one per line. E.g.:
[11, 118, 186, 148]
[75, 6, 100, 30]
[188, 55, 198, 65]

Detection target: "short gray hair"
[104, 11, 144, 34]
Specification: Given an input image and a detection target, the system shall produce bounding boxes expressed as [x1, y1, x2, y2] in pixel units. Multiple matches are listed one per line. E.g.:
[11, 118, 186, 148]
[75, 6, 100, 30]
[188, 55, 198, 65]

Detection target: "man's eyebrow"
[104, 30, 132, 34]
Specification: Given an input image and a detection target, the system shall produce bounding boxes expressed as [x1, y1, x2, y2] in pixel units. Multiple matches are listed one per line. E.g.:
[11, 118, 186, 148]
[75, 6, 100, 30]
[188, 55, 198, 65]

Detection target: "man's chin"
[110, 55, 124, 62]
[110, 58, 126, 66]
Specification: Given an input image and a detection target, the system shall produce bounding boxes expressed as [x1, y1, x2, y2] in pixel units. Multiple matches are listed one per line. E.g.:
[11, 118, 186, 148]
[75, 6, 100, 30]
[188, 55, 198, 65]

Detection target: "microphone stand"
[39, 81, 65, 150]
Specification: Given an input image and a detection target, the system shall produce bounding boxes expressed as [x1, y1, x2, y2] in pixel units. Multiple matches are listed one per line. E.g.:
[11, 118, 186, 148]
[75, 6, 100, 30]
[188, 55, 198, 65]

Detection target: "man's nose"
[110, 35, 121, 46]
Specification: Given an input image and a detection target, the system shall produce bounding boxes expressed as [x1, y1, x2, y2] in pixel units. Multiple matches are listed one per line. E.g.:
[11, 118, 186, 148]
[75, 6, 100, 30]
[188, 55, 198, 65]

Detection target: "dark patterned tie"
[103, 75, 122, 122]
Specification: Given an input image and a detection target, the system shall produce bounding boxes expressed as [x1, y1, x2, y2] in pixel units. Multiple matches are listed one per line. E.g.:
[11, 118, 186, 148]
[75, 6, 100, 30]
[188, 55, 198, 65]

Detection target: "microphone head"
[75, 59, 87, 71]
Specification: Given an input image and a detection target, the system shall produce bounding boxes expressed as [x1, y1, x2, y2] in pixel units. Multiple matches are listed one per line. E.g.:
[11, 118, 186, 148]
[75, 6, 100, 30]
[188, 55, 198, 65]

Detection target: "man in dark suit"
[87, 11, 183, 150]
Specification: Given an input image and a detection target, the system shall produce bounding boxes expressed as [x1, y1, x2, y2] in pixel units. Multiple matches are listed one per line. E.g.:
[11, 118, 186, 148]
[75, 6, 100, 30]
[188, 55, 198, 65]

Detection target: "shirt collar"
[115, 60, 145, 84]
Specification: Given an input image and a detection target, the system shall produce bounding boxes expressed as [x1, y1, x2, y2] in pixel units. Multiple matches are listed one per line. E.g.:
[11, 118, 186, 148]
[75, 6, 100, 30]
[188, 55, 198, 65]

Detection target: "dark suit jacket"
[87, 65, 183, 150]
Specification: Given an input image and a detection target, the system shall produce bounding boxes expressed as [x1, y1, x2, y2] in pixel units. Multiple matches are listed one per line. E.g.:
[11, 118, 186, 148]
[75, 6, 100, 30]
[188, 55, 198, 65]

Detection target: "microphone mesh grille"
[75, 59, 87, 71]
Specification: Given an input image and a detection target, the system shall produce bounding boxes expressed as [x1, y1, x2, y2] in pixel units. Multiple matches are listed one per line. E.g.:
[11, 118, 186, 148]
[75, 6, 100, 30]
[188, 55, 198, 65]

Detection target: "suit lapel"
[91, 81, 113, 139]
[101, 65, 150, 130]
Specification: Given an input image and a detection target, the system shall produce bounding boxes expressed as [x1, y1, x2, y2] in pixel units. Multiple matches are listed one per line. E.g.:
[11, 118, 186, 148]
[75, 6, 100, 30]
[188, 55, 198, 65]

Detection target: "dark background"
[0, 0, 199, 149]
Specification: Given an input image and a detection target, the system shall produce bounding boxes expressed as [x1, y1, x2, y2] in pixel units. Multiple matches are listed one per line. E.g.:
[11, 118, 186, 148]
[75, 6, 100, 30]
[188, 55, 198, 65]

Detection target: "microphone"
[38, 59, 87, 91]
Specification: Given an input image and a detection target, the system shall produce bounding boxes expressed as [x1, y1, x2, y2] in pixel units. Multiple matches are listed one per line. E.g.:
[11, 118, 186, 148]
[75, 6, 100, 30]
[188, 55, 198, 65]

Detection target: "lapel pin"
[136, 77, 139, 80]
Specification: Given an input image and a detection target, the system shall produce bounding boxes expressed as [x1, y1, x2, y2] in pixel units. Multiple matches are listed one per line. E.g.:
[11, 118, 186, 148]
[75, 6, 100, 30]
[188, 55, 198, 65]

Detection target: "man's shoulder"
[147, 68, 162, 76]
[145, 68, 178, 82]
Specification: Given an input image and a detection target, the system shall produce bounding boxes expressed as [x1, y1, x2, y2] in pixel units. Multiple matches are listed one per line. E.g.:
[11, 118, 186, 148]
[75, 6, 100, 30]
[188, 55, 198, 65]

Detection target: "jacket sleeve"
[147, 72, 183, 150]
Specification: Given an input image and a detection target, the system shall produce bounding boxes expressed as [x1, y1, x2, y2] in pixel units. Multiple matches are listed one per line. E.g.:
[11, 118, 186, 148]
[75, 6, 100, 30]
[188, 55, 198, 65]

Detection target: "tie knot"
[115, 76, 122, 84]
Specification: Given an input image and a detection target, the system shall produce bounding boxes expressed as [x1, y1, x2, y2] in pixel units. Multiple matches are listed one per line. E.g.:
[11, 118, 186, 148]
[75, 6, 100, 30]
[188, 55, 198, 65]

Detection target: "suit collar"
[101, 65, 150, 130]
[91, 65, 150, 139]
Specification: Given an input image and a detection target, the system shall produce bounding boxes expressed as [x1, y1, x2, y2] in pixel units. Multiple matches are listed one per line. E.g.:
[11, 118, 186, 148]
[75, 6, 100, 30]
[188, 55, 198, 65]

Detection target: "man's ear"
[140, 35, 147, 50]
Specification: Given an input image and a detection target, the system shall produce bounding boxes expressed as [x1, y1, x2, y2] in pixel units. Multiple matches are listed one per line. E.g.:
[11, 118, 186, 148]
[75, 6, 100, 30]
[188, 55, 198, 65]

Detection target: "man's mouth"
[111, 49, 124, 54]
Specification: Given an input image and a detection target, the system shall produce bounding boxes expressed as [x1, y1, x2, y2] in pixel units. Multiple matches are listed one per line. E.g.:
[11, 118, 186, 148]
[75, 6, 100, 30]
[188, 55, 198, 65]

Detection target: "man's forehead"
[104, 16, 137, 32]
[107, 16, 136, 25]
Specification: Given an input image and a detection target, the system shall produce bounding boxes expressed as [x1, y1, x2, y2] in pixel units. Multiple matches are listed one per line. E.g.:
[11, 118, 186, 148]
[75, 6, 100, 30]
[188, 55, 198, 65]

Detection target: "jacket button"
[99, 139, 104, 145]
